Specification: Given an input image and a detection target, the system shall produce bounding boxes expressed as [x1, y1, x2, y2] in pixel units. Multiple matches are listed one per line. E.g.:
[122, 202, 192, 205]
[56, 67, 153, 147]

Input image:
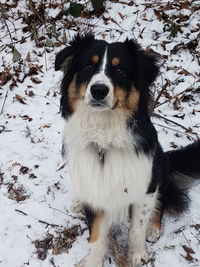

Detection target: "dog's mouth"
[89, 99, 109, 109]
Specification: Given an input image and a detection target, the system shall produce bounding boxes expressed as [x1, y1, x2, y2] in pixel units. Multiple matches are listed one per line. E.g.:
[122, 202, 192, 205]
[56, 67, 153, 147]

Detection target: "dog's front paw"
[129, 250, 149, 267]
[75, 256, 103, 267]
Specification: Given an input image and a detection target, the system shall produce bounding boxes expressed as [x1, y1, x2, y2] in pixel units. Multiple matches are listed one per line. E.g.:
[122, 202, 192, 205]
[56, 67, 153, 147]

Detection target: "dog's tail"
[159, 141, 200, 214]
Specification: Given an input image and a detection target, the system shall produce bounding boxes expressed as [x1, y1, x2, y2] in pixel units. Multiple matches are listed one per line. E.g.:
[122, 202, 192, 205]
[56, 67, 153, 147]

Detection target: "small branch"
[153, 113, 199, 140]
[34, 94, 60, 108]
[153, 122, 197, 141]
[38, 220, 59, 228]
[153, 113, 188, 131]
[1, 8, 14, 46]
[0, 88, 9, 115]
[15, 209, 28, 216]
[149, 80, 169, 116]
[157, 86, 195, 108]
[15, 208, 60, 228]
[48, 204, 82, 220]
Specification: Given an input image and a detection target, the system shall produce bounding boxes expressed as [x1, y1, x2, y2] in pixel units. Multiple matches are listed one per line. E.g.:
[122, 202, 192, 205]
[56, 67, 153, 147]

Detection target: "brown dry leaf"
[25, 90, 35, 97]
[192, 224, 200, 230]
[0, 71, 12, 86]
[15, 94, 26, 104]
[10, 79, 18, 90]
[25, 51, 31, 62]
[20, 115, 33, 121]
[52, 225, 82, 255]
[12, 162, 21, 167]
[31, 76, 42, 84]
[180, 94, 193, 102]
[185, 253, 194, 262]
[8, 185, 29, 202]
[29, 173, 37, 179]
[43, 124, 51, 128]
[19, 166, 29, 174]
[118, 12, 124, 20]
[154, 10, 163, 20]
[182, 245, 195, 255]
[178, 69, 191, 76]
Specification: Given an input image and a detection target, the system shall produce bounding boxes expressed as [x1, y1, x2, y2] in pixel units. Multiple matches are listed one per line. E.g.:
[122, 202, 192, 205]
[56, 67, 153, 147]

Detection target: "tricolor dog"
[55, 34, 200, 267]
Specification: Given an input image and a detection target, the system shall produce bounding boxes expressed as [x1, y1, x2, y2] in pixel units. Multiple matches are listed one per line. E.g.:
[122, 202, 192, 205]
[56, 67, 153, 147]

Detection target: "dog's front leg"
[77, 211, 110, 267]
[128, 193, 157, 267]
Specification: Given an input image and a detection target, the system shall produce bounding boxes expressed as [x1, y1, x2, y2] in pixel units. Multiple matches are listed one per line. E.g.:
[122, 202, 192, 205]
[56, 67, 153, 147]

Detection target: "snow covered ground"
[0, 0, 200, 266]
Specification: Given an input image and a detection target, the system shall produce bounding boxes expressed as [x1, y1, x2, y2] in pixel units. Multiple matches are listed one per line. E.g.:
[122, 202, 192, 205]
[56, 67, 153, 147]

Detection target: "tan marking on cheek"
[114, 87, 127, 106]
[126, 88, 140, 112]
[92, 55, 99, 64]
[88, 212, 103, 243]
[112, 57, 120, 67]
[68, 75, 87, 112]
[114, 87, 140, 113]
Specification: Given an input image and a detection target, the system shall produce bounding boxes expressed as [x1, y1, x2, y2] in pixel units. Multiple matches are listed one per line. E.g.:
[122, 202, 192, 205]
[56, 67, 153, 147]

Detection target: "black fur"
[83, 205, 95, 236]
[55, 34, 200, 216]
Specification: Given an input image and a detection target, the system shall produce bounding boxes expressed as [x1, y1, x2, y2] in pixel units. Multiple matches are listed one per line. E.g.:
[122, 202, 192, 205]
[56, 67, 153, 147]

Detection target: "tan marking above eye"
[91, 55, 99, 64]
[112, 57, 120, 67]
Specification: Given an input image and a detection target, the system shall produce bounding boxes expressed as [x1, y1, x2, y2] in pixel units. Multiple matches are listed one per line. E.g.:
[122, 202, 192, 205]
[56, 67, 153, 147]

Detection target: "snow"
[0, 0, 200, 266]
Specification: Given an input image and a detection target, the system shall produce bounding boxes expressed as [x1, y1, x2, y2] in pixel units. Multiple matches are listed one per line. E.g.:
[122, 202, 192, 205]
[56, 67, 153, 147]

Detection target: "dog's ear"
[55, 46, 74, 71]
[125, 39, 159, 91]
[137, 49, 159, 91]
[55, 34, 95, 71]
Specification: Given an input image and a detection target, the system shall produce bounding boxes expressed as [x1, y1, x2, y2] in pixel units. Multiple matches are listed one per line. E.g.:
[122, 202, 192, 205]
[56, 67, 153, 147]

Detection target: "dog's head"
[55, 34, 159, 119]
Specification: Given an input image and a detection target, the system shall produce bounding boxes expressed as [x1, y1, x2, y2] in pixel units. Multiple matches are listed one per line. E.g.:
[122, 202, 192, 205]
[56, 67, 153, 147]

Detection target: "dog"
[55, 34, 200, 267]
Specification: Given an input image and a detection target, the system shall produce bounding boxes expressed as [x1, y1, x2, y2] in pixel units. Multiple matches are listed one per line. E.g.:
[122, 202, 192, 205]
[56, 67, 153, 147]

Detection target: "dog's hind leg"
[146, 206, 163, 243]
[128, 192, 157, 267]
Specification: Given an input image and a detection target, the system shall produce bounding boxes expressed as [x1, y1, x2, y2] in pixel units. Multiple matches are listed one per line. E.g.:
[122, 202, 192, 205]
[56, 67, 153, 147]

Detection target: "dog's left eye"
[83, 64, 94, 71]
[116, 67, 126, 77]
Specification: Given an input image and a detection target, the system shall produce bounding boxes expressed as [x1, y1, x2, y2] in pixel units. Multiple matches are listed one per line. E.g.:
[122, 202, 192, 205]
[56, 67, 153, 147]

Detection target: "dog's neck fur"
[64, 102, 136, 150]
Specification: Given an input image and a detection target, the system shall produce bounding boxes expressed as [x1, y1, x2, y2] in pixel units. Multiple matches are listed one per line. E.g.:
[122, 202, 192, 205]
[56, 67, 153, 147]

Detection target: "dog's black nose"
[90, 84, 109, 101]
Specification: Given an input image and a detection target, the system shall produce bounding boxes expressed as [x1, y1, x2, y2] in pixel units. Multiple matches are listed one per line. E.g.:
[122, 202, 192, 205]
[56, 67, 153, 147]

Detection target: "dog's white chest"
[63, 105, 153, 217]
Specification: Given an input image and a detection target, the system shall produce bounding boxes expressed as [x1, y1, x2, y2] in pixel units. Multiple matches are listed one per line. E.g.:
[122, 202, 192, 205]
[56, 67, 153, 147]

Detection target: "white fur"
[77, 215, 110, 267]
[84, 48, 114, 109]
[128, 192, 158, 266]
[63, 102, 153, 222]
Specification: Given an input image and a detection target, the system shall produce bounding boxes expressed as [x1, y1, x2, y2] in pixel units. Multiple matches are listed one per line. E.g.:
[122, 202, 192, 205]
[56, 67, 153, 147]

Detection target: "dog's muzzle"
[90, 83, 109, 108]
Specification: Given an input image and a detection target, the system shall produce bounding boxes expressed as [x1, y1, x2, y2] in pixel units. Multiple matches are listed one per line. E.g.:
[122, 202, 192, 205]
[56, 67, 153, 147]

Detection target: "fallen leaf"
[31, 76, 42, 84]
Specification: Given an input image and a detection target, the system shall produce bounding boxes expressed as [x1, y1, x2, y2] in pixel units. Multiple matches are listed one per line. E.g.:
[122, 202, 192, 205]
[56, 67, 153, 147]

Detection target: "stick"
[149, 81, 169, 117]
[0, 88, 9, 115]
[15, 209, 60, 227]
[153, 113, 188, 131]
[153, 122, 197, 141]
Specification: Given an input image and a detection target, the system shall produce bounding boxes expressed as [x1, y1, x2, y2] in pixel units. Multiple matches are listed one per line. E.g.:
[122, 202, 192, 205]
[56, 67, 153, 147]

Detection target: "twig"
[15, 208, 60, 228]
[0, 88, 9, 115]
[181, 229, 194, 252]
[34, 94, 59, 108]
[153, 113, 199, 140]
[149, 80, 169, 116]
[15, 209, 28, 216]
[48, 204, 81, 220]
[38, 220, 59, 228]
[157, 84, 196, 108]
[1, 8, 14, 46]
[153, 113, 188, 131]
[153, 122, 197, 141]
